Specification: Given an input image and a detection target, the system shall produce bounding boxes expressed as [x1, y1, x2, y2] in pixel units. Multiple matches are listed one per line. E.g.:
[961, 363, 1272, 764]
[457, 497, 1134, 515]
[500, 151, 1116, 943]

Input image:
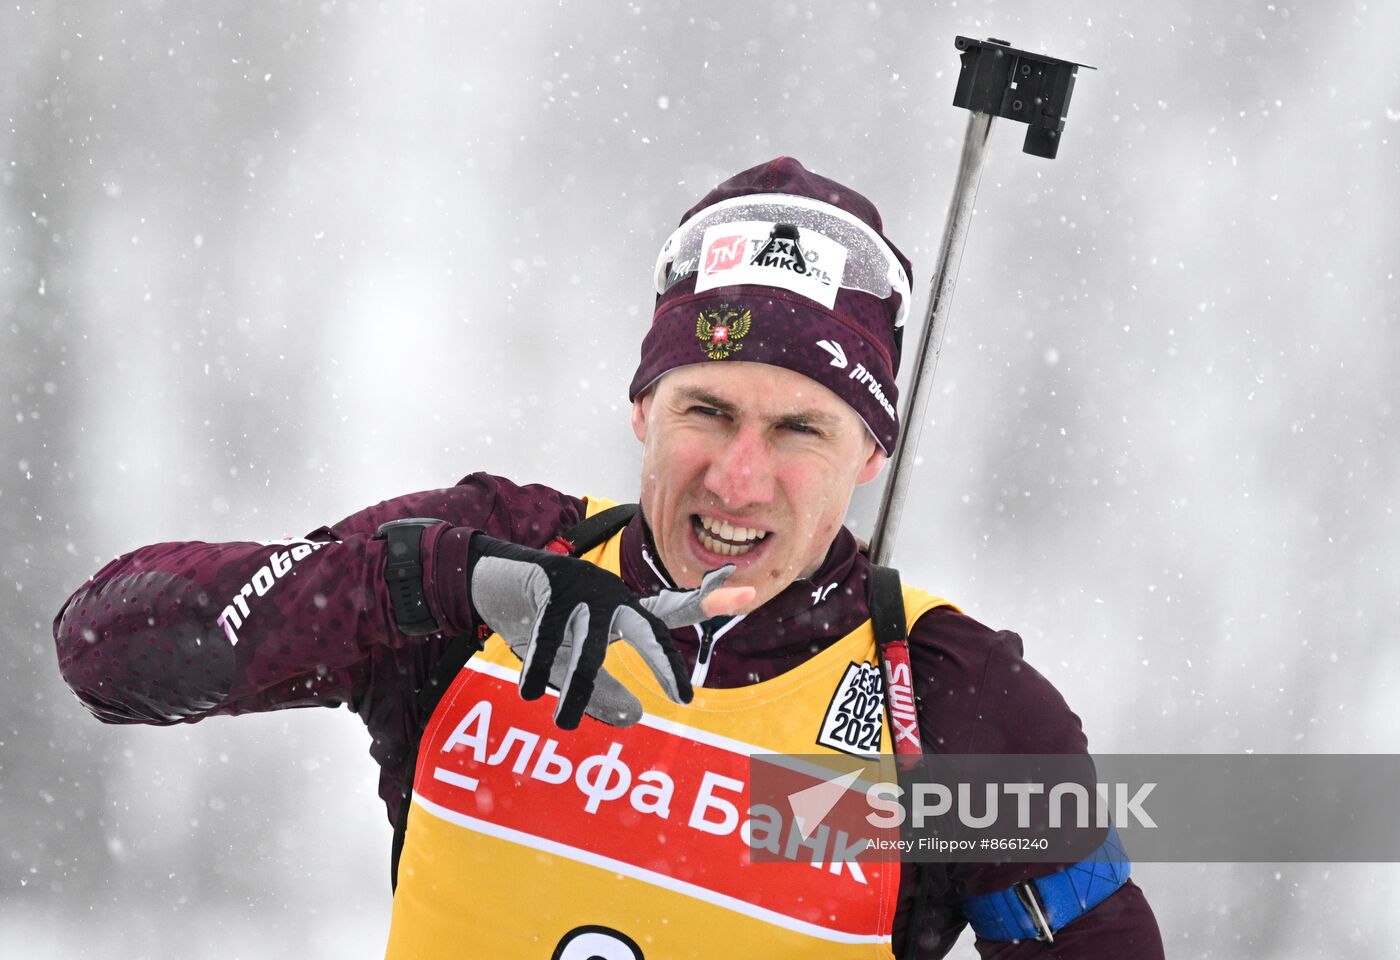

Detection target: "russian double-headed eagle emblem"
[695, 304, 752, 360]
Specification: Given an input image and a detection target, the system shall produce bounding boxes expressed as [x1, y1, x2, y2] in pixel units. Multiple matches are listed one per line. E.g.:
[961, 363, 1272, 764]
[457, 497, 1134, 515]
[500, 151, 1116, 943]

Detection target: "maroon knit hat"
[628, 157, 912, 453]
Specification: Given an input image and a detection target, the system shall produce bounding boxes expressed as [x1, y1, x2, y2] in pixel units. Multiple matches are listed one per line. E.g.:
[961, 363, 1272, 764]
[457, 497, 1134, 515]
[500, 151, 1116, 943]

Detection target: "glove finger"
[534, 638, 643, 727]
[611, 604, 694, 705]
[519, 603, 566, 702]
[553, 602, 608, 730]
[580, 667, 644, 727]
[638, 564, 735, 628]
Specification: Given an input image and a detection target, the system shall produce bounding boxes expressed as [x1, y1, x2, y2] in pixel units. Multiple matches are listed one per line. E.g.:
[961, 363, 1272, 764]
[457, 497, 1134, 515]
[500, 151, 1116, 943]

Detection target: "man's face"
[632, 362, 887, 612]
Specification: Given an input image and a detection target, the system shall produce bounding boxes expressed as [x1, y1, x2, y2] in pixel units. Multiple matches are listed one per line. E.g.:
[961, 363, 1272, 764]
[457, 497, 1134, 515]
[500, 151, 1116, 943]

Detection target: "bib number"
[552, 925, 644, 960]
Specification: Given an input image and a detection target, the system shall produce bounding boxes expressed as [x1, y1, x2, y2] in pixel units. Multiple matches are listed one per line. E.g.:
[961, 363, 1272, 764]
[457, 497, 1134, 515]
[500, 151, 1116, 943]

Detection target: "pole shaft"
[869, 110, 995, 567]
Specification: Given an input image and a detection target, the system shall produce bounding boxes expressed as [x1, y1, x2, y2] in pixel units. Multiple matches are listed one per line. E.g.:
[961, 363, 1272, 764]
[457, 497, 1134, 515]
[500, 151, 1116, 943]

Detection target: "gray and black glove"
[469, 532, 732, 729]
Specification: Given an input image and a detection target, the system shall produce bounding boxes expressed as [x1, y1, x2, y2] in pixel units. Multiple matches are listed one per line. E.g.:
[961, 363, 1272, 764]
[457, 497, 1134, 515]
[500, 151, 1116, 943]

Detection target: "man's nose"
[703, 427, 775, 508]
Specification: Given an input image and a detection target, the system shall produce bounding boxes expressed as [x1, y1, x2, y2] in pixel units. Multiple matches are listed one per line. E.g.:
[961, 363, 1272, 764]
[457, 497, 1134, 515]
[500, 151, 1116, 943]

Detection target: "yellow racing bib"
[386, 498, 952, 959]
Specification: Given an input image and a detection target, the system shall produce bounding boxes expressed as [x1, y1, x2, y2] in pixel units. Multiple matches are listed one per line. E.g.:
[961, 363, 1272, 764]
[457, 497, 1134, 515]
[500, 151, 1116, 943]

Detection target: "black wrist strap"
[374, 518, 445, 636]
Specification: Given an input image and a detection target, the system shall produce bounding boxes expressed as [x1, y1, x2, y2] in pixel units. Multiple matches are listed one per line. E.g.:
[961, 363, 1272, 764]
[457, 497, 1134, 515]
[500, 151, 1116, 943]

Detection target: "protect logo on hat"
[694, 304, 751, 360]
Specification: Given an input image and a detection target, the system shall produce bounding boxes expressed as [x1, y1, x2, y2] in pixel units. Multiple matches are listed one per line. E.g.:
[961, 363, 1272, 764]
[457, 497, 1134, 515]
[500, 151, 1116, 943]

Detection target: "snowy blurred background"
[3, 0, 1397, 956]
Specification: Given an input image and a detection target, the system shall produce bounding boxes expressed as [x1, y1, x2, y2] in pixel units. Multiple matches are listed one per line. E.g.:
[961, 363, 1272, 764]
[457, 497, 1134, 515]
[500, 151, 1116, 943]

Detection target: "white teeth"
[695, 515, 769, 556]
[696, 524, 759, 557]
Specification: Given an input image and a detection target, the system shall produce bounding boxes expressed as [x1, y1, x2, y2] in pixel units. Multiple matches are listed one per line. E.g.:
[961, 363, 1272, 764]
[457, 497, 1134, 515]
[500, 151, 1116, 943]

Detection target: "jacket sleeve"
[53, 472, 584, 726]
[895, 607, 1165, 960]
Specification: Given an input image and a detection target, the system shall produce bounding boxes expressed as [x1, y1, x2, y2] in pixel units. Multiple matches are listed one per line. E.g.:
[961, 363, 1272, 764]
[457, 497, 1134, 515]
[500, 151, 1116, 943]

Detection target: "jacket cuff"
[424, 524, 479, 637]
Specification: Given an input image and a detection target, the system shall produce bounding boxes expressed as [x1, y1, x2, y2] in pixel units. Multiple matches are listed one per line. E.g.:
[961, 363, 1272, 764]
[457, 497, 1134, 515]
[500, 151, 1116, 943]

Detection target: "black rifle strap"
[390, 633, 483, 890]
[869, 565, 934, 960]
[869, 564, 908, 654]
[553, 502, 639, 556]
[390, 503, 640, 890]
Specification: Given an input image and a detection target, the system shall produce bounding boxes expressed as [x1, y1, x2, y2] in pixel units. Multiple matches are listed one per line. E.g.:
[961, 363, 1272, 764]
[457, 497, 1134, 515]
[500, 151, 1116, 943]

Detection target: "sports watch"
[374, 518, 445, 635]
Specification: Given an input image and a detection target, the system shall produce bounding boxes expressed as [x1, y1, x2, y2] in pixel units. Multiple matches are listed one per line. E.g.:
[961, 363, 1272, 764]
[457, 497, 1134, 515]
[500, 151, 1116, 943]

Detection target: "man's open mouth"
[691, 515, 770, 557]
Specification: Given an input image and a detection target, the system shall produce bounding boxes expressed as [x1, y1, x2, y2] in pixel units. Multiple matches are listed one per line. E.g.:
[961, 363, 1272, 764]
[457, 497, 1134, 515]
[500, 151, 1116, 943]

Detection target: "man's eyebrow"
[674, 387, 738, 415]
[673, 386, 842, 428]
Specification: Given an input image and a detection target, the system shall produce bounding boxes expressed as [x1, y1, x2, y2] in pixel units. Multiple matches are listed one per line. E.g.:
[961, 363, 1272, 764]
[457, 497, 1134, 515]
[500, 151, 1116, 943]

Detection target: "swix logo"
[810, 582, 838, 605]
[703, 235, 746, 273]
[881, 655, 921, 753]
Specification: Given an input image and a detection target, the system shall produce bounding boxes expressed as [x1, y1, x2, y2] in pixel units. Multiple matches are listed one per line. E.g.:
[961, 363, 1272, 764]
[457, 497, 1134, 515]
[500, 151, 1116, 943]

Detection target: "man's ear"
[631, 393, 651, 443]
[855, 440, 887, 486]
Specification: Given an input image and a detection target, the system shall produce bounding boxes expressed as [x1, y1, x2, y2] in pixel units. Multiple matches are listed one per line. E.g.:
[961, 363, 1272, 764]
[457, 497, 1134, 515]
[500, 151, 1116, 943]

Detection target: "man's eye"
[783, 421, 819, 436]
[689, 406, 723, 418]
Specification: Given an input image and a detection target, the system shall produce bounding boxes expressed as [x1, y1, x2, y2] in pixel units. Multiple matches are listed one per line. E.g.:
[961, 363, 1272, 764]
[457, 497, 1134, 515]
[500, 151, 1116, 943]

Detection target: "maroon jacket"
[54, 472, 1162, 958]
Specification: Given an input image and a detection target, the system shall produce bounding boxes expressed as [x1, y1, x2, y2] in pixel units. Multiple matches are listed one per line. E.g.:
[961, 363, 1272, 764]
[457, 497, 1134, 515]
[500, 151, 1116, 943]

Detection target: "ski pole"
[869, 36, 1094, 567]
